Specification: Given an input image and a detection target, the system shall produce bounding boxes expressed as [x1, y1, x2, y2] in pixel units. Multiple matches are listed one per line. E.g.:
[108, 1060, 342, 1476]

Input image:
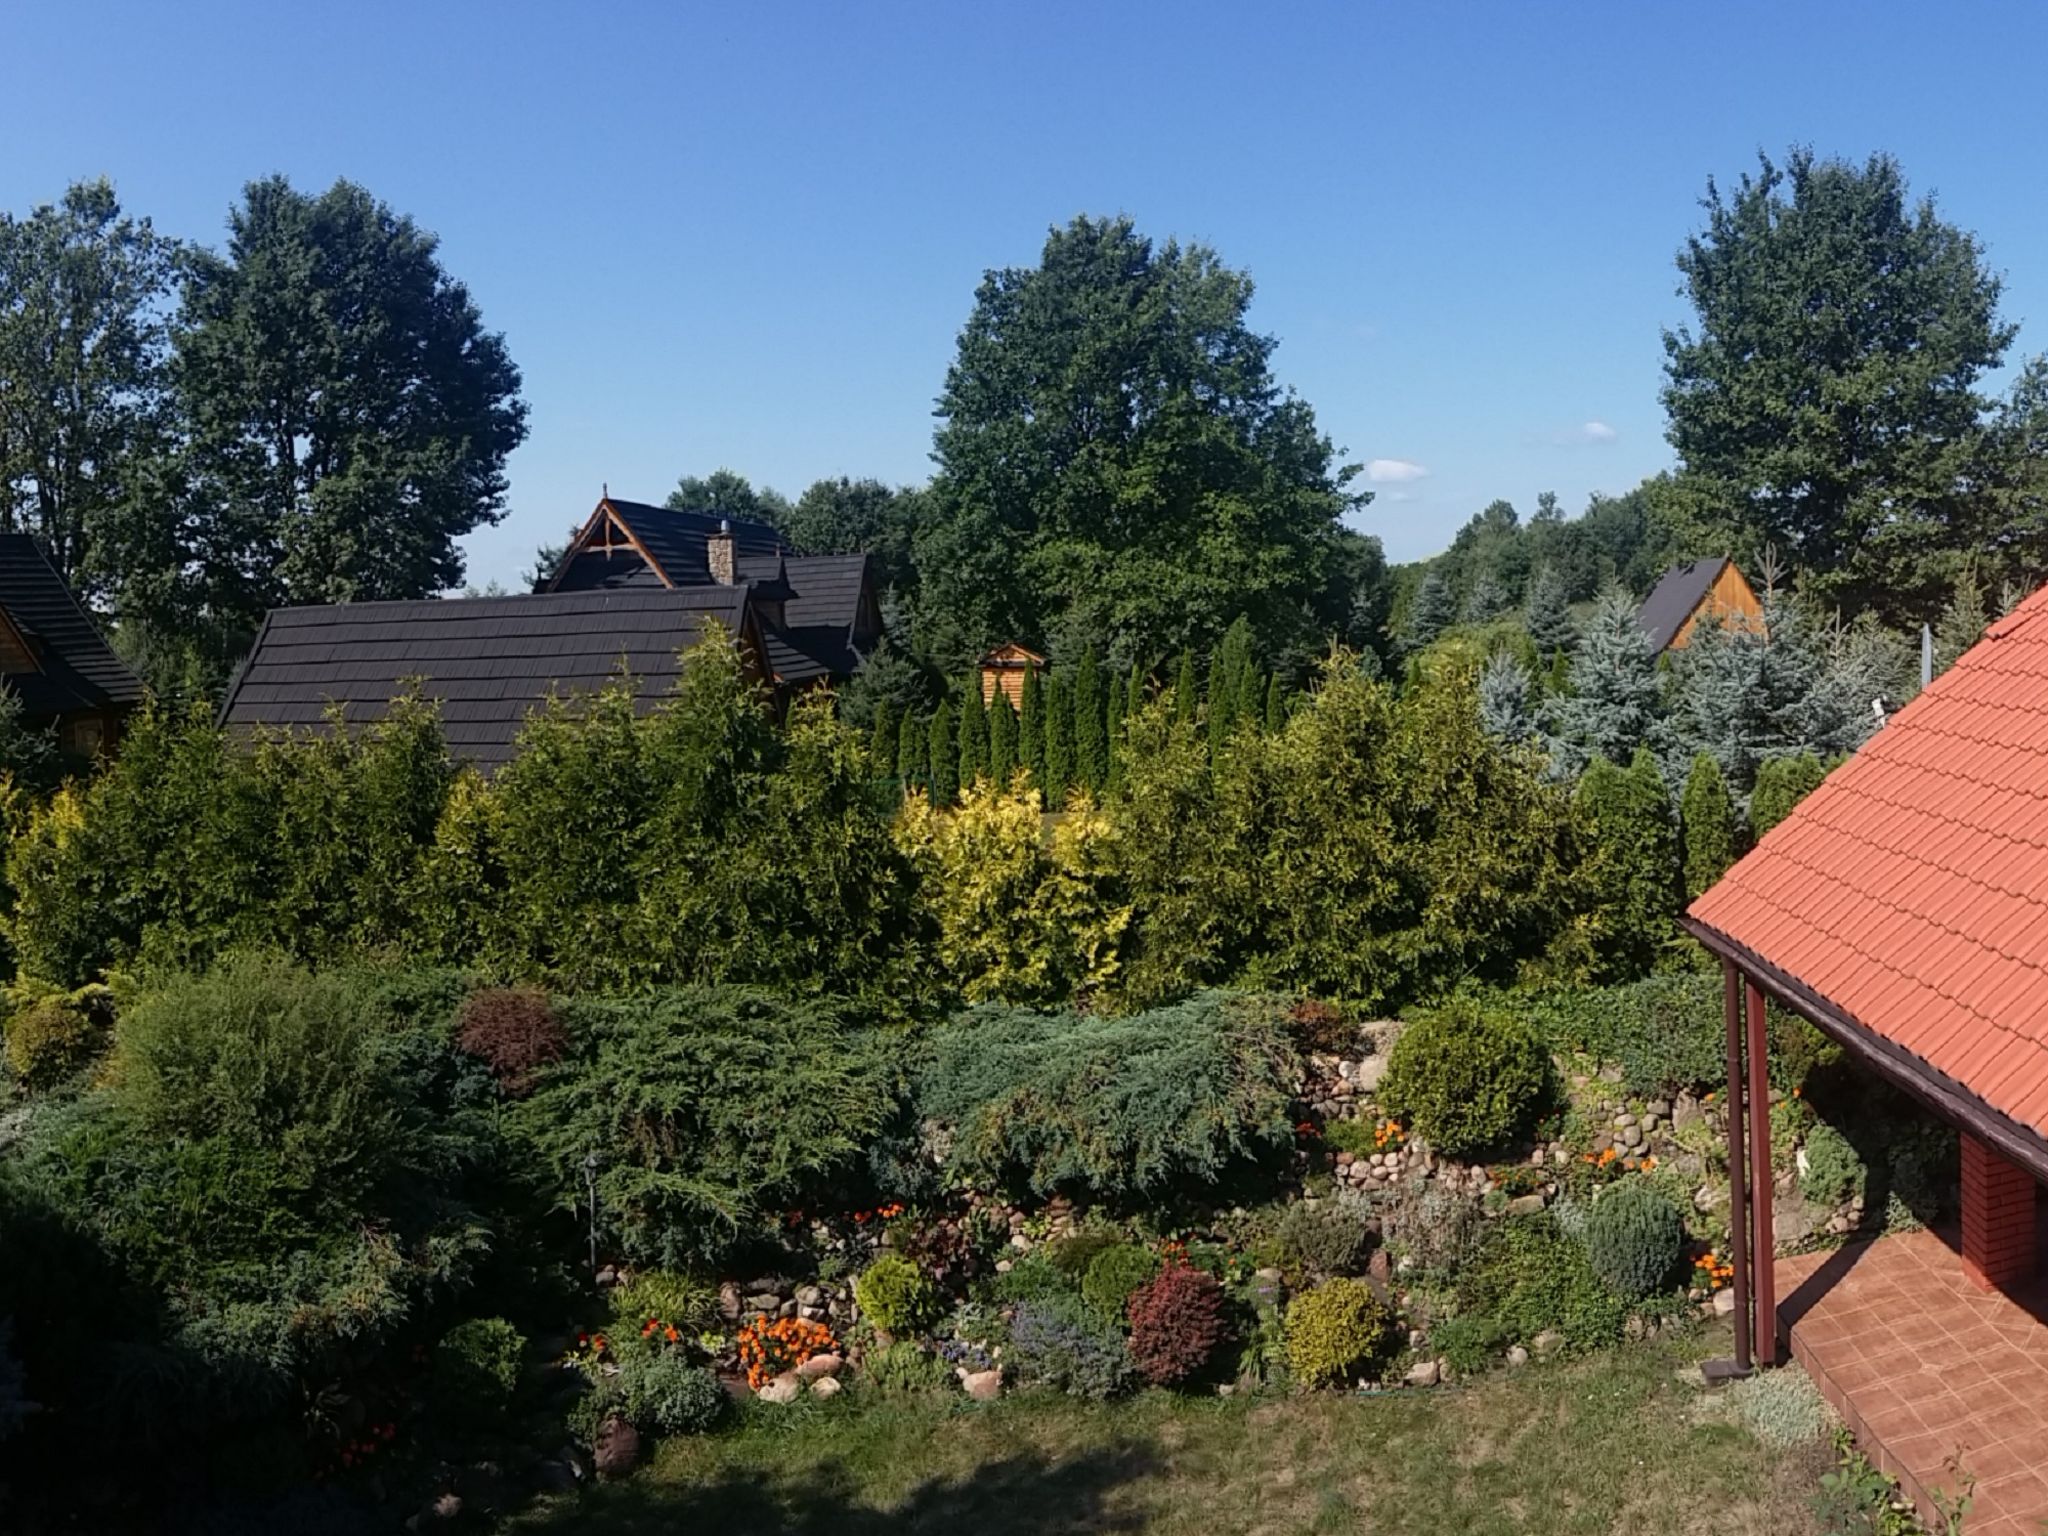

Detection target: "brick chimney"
[707, 519, 736, 585]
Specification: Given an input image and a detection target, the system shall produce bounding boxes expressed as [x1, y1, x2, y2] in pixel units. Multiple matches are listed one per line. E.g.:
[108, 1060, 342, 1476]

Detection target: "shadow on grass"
[520, 1442, 1163, 1535]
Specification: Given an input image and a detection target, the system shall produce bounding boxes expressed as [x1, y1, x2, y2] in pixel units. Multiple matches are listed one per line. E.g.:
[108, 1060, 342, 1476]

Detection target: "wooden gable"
[1668, 562, 1764, 651]
[979, 641, 1047, 708]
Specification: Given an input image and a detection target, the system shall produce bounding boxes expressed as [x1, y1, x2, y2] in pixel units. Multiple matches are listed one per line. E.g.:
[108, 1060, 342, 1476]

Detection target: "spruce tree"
[988, 688, 1019, 788]
[1463, 571, 1508, 624]
[1478, 650, 1537, 744]
[1934, 562, 1990, 674]
[1264, 672, 1285, 733]
[1172, 651, 1198, 725]
[1043, 671, 1073, 807]
[927, 699, 957, 805]
[1680, 752, 1737, 900]
[895, 708, 922, 787]
[1544, 584, 1666, 773]
[1405, 568, 1455, 651]
[1073, 649, 1107, 791]
[957, 672, 987, 788]
[869, 698, 897, 778]
[1019, 665, 1046, 788]
[1525, 564, 1577, 656]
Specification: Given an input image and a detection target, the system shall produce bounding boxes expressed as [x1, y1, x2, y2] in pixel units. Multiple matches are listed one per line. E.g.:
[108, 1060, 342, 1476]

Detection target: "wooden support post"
[1746, 977, 1776, 1367]
[1722, 958, 1752, 1372]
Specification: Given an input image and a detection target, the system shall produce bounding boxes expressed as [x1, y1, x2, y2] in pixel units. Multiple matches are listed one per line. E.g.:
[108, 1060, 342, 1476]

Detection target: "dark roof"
[600, 499, 785, 585]
[0, 534, 144, 720]
[219, 588, 752, 772]
[1638, 557, 1730, 652]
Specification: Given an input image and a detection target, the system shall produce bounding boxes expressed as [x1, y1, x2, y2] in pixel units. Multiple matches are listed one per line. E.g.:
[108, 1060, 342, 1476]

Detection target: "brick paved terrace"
[1777, 1215, 2048, 1536]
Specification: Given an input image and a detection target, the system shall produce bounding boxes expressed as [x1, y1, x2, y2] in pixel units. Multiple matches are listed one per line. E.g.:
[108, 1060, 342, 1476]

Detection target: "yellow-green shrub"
[3, 989, 109, 1090]
[1284, 1276, 1391, 1388]
[895, 782, 1129, 1005]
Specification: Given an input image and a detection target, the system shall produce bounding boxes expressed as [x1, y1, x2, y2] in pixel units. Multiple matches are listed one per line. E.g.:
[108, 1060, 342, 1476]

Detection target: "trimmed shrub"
[1377, 1003, 1551, 1157]
[1285, 1277, 1391, 1389]
[1007, 1294, 1134, 1400]
[431, 1317, 525, 1429]
[1429, 1313, 1508, 1376]
[513, 987, 895, 1269]
[1126, 1264, 1228, 1388]
[454, 986, 564, 1096]
[854, 1254, 940, 1336]
[1800, 1122, 1866, 1209]
[4, 992, 109, 1091]
[1515, 973, 1725, 1096]
[865, 1341, 953, 1394]
[1046, 1228, 1124, 1280]
[988, 1250, 1079, 1307]
[610, 1270, 717, 1333]
[1581, 1181, 1685, 1300]
[1079, 1243, 1161, 1322]
[616, 1351, 724, 1435]
[1277, 1198, 1372, 1280]
[1457, 1216, 1626, 1353]
[1323, 1118, 1376, 1159]
[1751, 753, 1828, 840]
[917, 991, 1298, 1203]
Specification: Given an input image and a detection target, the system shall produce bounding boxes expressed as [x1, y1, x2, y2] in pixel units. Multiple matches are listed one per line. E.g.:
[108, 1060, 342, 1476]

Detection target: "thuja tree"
[1680, 752, 1737, 900]
[1574, 748, 1682, 981]
[988, 688, 1019, 786]
[957, 673, 987, 788]
[1072, 650, 1107, 792]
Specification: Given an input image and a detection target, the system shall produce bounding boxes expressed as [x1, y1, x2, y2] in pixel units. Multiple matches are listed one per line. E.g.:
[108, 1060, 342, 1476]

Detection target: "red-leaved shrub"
[1126, 1263, 1227, 1388]
[454, 986, 565, 1096]
[1286, 998, 1352, 1056]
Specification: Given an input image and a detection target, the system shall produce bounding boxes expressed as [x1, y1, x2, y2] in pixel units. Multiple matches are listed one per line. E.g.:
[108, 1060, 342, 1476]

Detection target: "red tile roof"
[1689, 585, 2048, 1140]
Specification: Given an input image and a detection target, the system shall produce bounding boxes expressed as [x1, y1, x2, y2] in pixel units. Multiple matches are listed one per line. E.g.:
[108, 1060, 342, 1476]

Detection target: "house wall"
[980, 664, 1036, 709]
[1669, 563, 1764, 650]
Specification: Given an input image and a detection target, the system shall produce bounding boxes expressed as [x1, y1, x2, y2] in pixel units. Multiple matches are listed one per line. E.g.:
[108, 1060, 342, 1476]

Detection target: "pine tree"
[1680, 752, 1737, 901]
[1934, 562, 1990, 674]
[1172, 651, 1197, 725]
[1042, 671, 1073, 807]
[1575, 747, 1682, 980]
[957, 672, 987, 787]
[1544, 584, 1666, 773]
[1073, 650, 1107, 791]
[1264, 673, 1284, 733]
[1105, 674, 1127, 791]
[988, 688, 1019, 788]
[1406, 568, 1455, 651]
[927, 699, 957, 805]
[869, 698, 897, 779]
[1019, 664, 1046, 787]
[895, 709, 922, 787]
[1525, 565, 1577, 656]
[1478, 650, 1537, 744]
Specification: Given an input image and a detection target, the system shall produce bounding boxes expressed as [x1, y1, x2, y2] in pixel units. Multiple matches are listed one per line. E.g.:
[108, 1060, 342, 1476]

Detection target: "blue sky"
[8, 2, 2048, 585]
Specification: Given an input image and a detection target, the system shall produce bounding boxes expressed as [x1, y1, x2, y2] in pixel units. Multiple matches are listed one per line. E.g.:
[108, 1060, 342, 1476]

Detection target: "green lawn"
[513, 1342, 1831, 1535]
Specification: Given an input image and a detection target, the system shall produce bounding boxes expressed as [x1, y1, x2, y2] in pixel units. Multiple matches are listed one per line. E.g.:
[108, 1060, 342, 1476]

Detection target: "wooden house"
[979, 642, 1046, 708]
[220, 493, 885, 773]
[0, 534, 143, 756]
[1636, 557, 1762, 654]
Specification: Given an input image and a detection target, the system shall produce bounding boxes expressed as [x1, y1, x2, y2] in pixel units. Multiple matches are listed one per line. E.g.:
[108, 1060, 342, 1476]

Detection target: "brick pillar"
[1961, 1132, 2037, 1292]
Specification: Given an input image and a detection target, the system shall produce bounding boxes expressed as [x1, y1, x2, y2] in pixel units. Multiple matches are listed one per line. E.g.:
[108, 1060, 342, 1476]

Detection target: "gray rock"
[797, 1352, 843, 1381]
[1647, 1099, 1671, 1119]
[1621, 1125, 1644, 1148]
[1507, 1193, 1547, 1217]
[795, 1284, 823, 1308]
[1506, 1345, 1530, 1367]
[1532, 1330, 1564, 1358]
[1405, 1359, 1440, 1387]
[1712, 1288, 1738, 1317]
[718, 1283, 743, 1321]
[594, 1418, 641, 1480]
[810, 1375, 843, 1400]
[758, 1372, 803, 1405]
[963, 1369, 1003, 1401]
[1353, 1056, 1387, 1092]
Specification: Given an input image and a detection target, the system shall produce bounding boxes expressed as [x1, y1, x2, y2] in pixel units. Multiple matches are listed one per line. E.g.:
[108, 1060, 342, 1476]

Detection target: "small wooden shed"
[979, 642, 1046, 708]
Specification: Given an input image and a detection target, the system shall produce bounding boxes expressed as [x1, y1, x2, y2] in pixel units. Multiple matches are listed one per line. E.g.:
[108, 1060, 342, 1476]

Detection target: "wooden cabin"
[1637, 557, 1763, 654]
[979, 642, 1047, 708]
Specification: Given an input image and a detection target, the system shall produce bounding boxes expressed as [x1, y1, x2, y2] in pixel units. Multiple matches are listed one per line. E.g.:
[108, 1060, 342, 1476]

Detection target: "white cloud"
[1579, 420, 1618, 443]
[1366, 457, 1429, 484]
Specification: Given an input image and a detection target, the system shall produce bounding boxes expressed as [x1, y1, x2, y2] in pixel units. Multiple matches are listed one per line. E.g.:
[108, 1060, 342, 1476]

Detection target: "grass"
[512, 1341, 1832, 1535]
